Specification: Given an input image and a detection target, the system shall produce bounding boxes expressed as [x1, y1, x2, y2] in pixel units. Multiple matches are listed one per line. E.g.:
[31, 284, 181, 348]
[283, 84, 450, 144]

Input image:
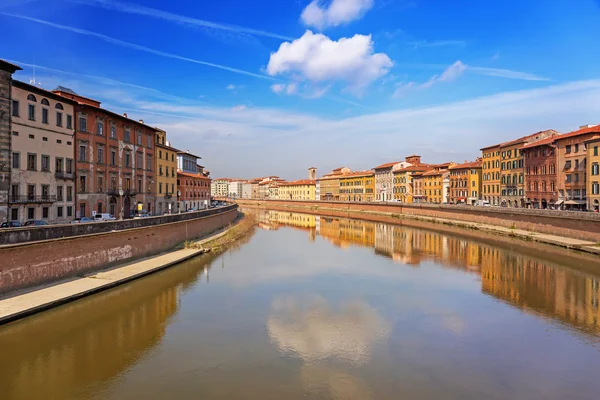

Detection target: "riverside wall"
[0, 205, 238, 294]
[232, 199, 600, 242]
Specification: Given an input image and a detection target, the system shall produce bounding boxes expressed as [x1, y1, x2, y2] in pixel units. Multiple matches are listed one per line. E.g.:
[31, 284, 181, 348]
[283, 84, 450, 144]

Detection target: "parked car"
[23, 220, 49, 226]
[71, 217, 94, 224]
[1, 221, 22, 228]
[133, 213, 150, 219]
[93, 213, 117, 222]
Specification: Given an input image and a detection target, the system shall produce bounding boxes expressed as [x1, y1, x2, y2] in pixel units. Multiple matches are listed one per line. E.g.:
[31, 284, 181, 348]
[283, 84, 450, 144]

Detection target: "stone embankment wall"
[233, 199, 600, 242]
[0, 205, 237, 294]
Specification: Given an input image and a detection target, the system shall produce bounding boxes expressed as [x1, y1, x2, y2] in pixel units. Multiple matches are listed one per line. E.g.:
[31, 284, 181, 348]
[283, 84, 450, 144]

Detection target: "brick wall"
[0, 205, 237, 294]
[233, 199, 600, 242]
[0, 69, 12, 223]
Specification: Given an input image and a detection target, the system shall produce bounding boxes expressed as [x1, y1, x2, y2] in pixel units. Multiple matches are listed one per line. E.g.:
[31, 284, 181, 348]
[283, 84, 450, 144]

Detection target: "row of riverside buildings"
[0, 59, 211, 224]
[214, 127, 600, 212]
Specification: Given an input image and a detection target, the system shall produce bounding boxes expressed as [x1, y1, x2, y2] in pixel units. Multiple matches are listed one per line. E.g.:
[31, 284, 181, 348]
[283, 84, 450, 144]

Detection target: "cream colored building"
[278, 180, 316, 200]
[9, 80, 76, 223]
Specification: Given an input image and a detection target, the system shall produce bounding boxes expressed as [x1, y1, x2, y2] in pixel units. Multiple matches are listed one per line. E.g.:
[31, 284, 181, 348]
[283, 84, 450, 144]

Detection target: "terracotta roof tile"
[449, 160, 482, 170]
[0, 59, 22, 72]
[373, 161, 400, 170]
[278, 179, 316, 186]
[177, 171, 210, 179]
[555, 125, 600, 141]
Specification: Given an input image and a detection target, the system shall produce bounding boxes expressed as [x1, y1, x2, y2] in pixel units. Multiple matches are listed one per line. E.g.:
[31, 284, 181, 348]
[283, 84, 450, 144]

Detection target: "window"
[97, 122, 103, 136]
[55, 103, 63, 110]
[41, 98, 49, 106]
[12, 152, 19, 169]
[66, 115, 73, 129]
[28, 208, 35, 220]
[593, 164, 600, 176]
[138, 178, 142, 192]
[11, 208, 18, 221]
[566, 174, 571, 183]
[42, 108, 48, 124]
[12, 100, 19, 117]
[12, 131, 18, 136]
[124, 129, 131, 142]
[79, 176, 87, 193]
[79, 145, 87, 162]
[57, 206, 63, 218]
[574, 174, 579, 182]
[97, 203, 103, 214]
[42, 207, 49, 219]
[110, 150, 116, 166]
[575, 144, 579, 153]
[41, 155, 50, 171]
[593, 183, 600, 195]
[137, 153, 143, 168]
[57, 185, 64, 201]
[97, 147, 104, 164]
[27, 94, 36, 102]
[67, 206, 73, 217]
[147, 155, 152, 170]
[125, 153, 131, 167]
[110, 126, 116, 139]
[97, 176, 104, 192]
[159, 183, 163, 194]
[110, 176, 117, 190]
[565, 160, 572, 169]
[79, 117, 87, 132]
[137, 131, 142, 145]
[595, 146, 599, 156]
[566, 145, 571, 154]
[159, 150, 162, 159]
[56, 112, 63, 127]
[67, 186, 73, 202]
[79, 203, 86, 218]
[42, 137, 48, 142]
[28, 104, 35, 120]
[66, 159, 73, 174]
[171, 154, 174, 162]
[147, 134, 151, 147]
[57, 139, 62, 144]
[27, 153, 36, 170]
[575, 159, 579, 169]
[42, 185, 50, 200]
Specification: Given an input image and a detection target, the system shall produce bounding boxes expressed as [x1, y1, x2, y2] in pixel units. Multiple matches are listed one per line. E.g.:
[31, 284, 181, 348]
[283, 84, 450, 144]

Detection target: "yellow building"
[448, 159, 482, 205]
[393, 165, 429, 203]
[268, 181, 280, 200]
[318, 167, 350, 201]
[481, 144, 501, 206]
[421, 164, 452, 203]
[585, 136, 600, 211]
[155, 129, 178, 214]
[339, 171, 375, 202]
[278, 179, 316, 200]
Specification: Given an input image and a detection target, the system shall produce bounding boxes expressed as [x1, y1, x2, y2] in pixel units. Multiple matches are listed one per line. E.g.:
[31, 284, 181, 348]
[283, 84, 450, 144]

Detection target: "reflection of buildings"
[0, 255, 202, 399]
[257, 209, 600, 336]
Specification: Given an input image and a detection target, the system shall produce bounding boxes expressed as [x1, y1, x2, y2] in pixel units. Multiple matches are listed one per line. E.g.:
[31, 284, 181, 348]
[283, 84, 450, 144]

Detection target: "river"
[1, 209, 600, 400]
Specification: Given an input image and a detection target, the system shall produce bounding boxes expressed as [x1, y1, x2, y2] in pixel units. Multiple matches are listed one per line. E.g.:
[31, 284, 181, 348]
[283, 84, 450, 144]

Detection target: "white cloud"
[226, 84, 236, 90]
[301, 0, 374, 29]
[231, 104, 247, 111]
[394, 60, 467, 96]
[270, 83, 285, 94]
[267, 30, 392, 95]
[469, 66, 548, 81]
[270, 82, 297, 95]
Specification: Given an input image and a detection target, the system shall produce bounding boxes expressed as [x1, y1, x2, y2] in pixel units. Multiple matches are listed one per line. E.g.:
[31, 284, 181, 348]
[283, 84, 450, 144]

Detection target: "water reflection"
[267, 295, 390, 366]
[251, 209, 600, 336]
[0, 253, 218, 400]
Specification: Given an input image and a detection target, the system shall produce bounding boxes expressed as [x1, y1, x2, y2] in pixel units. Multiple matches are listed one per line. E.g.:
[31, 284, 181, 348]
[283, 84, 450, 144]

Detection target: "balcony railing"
[165, 193, 172, 199]
[124, 189, 138, 196]
[55, 171, 75, 180]
[10, 195, 57, 204]
[107, 188, 119, 196]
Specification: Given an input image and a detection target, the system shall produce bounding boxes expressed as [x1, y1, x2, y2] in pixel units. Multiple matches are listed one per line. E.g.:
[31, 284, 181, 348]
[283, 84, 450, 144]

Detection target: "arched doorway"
[123, 196, 131, 219]
[594, 199, 599, 212]
[514, 200, 519, 208]
[109, 197, 117, 216]
[541, 199, 547, 209]
[520, 198, 526, 208]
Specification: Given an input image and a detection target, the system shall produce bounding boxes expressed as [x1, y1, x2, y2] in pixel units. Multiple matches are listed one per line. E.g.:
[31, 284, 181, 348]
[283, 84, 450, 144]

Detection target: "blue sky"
[2, 0, 600, 179]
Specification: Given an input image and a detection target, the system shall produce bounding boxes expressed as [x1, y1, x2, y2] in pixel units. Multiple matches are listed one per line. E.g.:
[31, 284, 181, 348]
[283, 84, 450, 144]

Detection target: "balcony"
[107, 188, 120, 196]
[124, 189, 138, 196]
[55, 171, 74, 180]
[165, 193, 172, 199]
[10, 195, 56, 204]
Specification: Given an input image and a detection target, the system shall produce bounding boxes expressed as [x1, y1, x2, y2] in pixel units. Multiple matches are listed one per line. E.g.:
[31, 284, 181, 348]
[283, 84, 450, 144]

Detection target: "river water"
[1, 209, 600, 400]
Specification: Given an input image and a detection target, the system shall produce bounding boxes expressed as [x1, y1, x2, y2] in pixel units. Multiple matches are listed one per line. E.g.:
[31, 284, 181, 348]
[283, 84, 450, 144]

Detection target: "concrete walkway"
[0, 248, 203, 325]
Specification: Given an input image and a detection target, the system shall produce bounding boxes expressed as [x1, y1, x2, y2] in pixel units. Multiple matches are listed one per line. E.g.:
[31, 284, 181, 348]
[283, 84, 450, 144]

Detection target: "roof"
[521, 135, 560, 149]
[279, 179, 316, 186]
[481, 129, 560, 151]
[449, 160, 482, 170]
[177, 171, 210, 179]
[339, 170, 374, 178]
[373, 161, 401, 170]
[53, 86, 78, 95]
[555, 124, 600, 142]
[13, 80, 78, 105]
[0, 59, 22, 73]
[395, 164, 430, 173]
[422, 169, 444, 177]
[177, 150, 202, 160]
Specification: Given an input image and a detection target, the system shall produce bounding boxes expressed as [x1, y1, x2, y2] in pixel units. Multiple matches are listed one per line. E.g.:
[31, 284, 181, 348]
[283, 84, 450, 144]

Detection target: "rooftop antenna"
[29, 56, 41, 87]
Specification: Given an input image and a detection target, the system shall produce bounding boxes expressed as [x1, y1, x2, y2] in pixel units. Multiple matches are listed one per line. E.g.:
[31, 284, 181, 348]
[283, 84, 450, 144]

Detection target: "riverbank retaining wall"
[0, 205, 238, 294]
[233, 199, 600, 242]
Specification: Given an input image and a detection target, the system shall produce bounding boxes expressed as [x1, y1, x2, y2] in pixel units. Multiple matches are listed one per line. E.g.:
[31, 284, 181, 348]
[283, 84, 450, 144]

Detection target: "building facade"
[242, 181, 253, 198]
[10, 81, 76, 224]
[54, 87, 156, 219]
[448, 160, 482, 205]
[317, 167, 350, 201]
[481, 144, 501, 206]
[339, 171, 375, 202]
[0, 60, 21, 223]
[155, 129, 177, 215]
[228, 180, 243, 198]
[278, 180, 316, 200]
[393, 164, 428, 203]
[211, 178, 230, 197]
[374, 161, 399, 201]
[177, 150, 209, 210]
[586, 136, 600, 212]
[555, 125, 600, 210]
[522, 136, 559, 209]
[421, 164, 452, 204]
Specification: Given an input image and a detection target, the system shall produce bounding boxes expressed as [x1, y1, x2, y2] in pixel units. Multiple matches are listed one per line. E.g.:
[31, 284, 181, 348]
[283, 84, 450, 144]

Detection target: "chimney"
[139, 119, 144, 124]
[580, 124, 597, 129]
[123, 113, 128, 118]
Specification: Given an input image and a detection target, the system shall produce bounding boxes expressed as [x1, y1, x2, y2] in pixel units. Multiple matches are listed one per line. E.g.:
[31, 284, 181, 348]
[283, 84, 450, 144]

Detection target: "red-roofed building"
[278, 179, 316, 200]
[374, 155, 420, 202]
[339, 170, 375, 202]
[449, 159, 483, 205]
[522, 135, 561, 209]
[177, 170, 210, 211]
[54, 87, 158, 218]
[555, 125, 600, 210]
